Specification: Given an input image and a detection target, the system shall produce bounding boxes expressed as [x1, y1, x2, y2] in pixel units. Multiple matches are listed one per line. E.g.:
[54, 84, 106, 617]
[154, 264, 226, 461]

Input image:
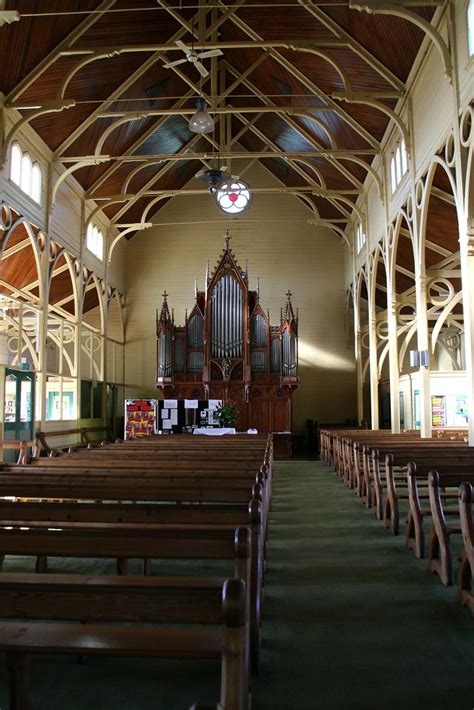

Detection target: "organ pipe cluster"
[156, 234, 298, 388]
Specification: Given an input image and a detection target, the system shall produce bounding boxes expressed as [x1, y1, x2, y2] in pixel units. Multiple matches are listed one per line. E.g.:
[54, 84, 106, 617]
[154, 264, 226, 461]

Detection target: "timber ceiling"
[1, 0, 460, 321]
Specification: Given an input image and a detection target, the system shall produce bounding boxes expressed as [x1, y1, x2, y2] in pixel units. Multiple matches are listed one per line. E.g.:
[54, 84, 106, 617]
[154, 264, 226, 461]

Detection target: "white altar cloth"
[193, 427, 236, 436]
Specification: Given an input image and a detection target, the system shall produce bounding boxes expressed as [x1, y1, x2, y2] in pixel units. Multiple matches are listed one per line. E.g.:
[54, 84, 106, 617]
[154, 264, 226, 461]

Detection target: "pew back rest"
[0, 573, 229, 624]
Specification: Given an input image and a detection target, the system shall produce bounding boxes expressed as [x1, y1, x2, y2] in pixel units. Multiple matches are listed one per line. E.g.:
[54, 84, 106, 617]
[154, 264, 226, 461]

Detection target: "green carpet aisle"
[253, 460, 473, 710]
[0, 460, 472, 708]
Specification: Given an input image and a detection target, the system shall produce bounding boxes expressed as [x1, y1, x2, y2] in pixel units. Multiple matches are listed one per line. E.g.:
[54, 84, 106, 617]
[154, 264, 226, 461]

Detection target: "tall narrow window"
[31, 164, 41, 203]
[86, 223, 104, 261]
[390, 156, 397, 193]
[400, 139, 408, 175]
[390, 139, 409, 193]
[356, 223, 366, 254]
[20, 154, 32, 195]
[468, 0, 474, 57]
[395, 145, 402, 184]
[10, 143, 21, 185]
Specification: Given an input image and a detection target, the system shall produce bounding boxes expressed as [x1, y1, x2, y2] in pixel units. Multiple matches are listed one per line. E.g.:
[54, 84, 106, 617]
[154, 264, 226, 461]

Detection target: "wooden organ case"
[155, 235, 298, 433]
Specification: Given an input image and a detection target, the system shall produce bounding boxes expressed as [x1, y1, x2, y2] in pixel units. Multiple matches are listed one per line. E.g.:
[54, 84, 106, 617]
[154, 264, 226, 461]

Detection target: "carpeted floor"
[0, 460, 472, 709]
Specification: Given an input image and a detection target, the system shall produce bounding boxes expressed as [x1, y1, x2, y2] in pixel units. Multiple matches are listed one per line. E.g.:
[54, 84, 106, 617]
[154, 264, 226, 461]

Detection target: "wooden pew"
[0, 573, 248, 710]
[0, 501, 264, 669]
[0, 440, 39, 465]
[427, 470, 474, 586]
[457, 482, 474, 613]
[0, 522, 257, 672]
[0, 470, 270, 545]
[406, 462, 465, 558]
[366, 447, 474, 535]
[36, 425, 113, 455]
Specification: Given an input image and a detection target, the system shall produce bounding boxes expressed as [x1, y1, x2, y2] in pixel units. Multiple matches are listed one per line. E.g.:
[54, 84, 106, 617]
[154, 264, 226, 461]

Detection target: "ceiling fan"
[195, 165, 240, 193]
[163, 40, 223, 78]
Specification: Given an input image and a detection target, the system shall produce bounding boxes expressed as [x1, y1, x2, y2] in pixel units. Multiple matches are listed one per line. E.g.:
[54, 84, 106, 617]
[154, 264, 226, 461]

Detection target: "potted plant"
[213, 401, 239, 428]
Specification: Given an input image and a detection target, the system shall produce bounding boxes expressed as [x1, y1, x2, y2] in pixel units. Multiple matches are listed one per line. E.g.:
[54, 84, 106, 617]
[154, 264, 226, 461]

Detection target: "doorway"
[3, 368, 35, 461]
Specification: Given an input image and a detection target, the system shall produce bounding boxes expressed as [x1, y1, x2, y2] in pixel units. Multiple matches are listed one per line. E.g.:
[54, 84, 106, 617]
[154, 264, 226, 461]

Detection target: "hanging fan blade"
[163, 57, 188, 69]
[195, 61, 209, 78]
[196, 49, 223, 60]
[175, 40, 191, 55]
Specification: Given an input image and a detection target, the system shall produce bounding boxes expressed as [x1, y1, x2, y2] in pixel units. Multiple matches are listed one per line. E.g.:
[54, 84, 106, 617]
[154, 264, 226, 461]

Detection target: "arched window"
[86, 222, 104, 261]
[468, 0, 474, 57]
[390, 157, 397, 193]
[20, 154, 32, 195]
[10, 143, 22, 185]
[395, 146, 401, 184]
[9, 143, 42, 204]
[390, 139, 409, 193]
[400, 139, 408, 175]
[31, 164, 42, 203]
[356, 223, 366, 254]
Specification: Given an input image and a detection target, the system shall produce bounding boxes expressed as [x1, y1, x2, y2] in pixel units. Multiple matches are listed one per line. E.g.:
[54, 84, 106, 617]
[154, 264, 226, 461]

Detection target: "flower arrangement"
[213, 401, 239, 428]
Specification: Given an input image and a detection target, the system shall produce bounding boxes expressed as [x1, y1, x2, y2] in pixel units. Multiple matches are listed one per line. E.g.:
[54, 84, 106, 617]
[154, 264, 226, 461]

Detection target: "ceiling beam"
[399, 226, 452, 257]
[225, 65, 367, 192]
[64, 149, 377, 165]
[108, 134, 209, 223]
[85, 2, 245, 195]
[430, 185, 457, 206]
[6, 0, 118, 103]
[232, 111, 352, 220]
[298, 0, 406, 92]
[221, 6, 381, 152]
[52, 5, 218, 158]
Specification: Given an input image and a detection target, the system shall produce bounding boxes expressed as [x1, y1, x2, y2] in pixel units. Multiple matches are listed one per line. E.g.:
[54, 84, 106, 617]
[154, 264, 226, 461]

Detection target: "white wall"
[124, 161, 357, 433]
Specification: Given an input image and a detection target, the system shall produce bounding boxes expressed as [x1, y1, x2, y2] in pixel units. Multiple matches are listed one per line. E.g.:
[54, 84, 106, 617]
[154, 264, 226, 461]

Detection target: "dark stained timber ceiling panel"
[0, 0, 102, 95]
[0, 1, 438, 239]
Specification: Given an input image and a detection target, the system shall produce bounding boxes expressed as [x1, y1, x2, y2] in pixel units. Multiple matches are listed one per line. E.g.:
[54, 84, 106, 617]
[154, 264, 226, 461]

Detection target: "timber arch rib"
[1, 0, 441, 258]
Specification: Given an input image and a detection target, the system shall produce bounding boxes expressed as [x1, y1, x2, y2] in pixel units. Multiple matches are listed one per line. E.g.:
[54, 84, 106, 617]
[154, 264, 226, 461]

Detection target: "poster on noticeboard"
[124, 399, 157, 439]
[431, 395, 446, 427]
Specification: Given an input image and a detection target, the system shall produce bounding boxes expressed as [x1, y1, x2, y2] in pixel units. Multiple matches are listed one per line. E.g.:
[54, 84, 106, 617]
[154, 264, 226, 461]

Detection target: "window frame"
[356, 222, 366, 255]
[9, 142, 42, 205]
[389, 139, 409, 194]
[468, 0, 474, 59]
[86, 222, 105, 262]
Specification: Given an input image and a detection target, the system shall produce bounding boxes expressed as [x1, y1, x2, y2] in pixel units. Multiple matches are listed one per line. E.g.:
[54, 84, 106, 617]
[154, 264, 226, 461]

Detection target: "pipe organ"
[156, 234, 298, 433]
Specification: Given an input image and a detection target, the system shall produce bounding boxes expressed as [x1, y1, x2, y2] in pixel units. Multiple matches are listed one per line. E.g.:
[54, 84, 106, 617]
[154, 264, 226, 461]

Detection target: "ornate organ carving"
[156, 234, 298, 433]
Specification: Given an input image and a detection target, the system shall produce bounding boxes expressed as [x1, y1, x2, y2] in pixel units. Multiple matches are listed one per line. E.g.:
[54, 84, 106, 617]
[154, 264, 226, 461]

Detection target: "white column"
[388, 294, 400, 433]
[414, 272, 431, 438]
[354, 320, 364, 424]
[368, 307, 379, 429]
[459, 213, 474, 444]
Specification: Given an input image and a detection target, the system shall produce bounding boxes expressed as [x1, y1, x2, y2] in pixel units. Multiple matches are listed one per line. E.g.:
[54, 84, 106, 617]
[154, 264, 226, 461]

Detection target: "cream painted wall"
[123, 162, 356, 433]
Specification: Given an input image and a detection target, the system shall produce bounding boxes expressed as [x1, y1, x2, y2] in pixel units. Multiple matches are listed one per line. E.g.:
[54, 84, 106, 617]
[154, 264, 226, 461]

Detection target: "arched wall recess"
[431, 291, 463, 353]
[48, 249, 80, 320]
[82, 273, 106, 334]
[0, 215, 44, 303]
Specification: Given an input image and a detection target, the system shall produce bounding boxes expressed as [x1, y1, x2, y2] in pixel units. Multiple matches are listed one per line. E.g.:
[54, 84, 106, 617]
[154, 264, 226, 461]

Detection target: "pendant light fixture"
[189, 98, 214, 134]
[216, 180, 251, 214]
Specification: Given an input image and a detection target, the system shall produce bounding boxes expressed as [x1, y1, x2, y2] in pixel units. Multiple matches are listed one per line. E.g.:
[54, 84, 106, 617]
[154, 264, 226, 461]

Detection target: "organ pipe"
[211, 275, 244, 359]
[156, 235, 297, 388]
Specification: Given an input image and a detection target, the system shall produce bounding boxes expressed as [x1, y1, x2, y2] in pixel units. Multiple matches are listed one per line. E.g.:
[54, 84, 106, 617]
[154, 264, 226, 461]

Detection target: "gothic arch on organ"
[156, 233, 299, 433]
